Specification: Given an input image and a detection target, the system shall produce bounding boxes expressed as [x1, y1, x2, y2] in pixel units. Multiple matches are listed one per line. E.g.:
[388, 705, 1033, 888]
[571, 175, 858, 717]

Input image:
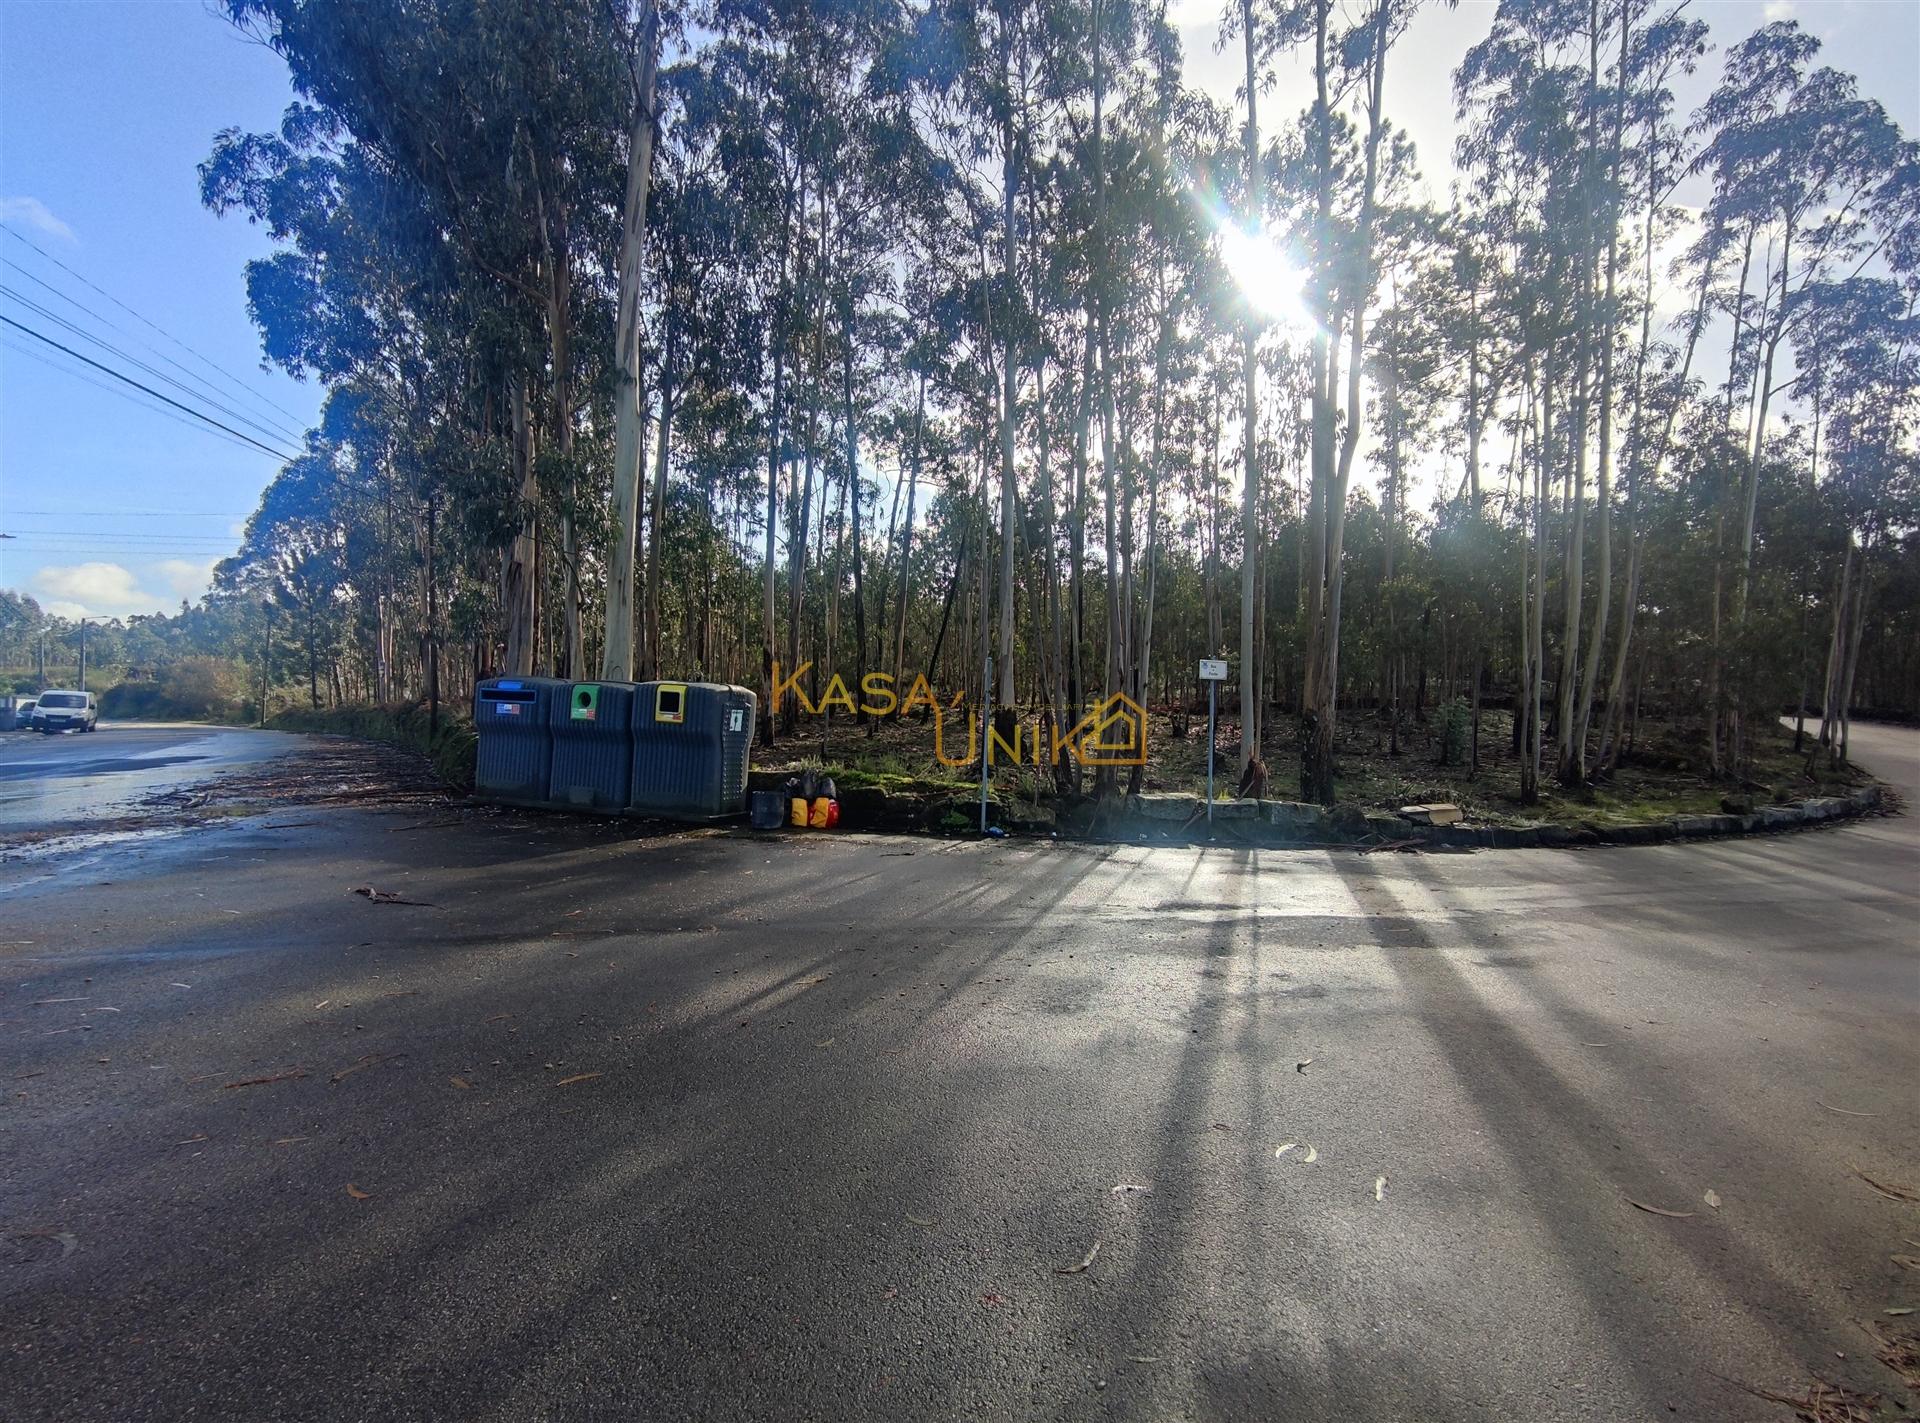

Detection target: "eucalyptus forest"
[99, 0, 1918, 804]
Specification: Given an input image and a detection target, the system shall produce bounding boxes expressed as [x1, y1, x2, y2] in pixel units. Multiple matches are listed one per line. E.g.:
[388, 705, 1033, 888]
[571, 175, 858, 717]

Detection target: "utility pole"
[78, 618, 87, 692]
[37, 627, 46, 688]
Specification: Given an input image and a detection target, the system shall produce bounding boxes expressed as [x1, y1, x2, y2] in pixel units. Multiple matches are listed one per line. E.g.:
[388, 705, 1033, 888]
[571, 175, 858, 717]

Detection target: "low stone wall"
[746, 768, 1888, 849]
[1109, 784, 1884, 849]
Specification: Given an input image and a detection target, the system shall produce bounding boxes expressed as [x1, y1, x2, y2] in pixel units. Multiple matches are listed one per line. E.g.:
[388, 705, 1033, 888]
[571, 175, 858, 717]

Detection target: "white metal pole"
[980, 655, 992, 833]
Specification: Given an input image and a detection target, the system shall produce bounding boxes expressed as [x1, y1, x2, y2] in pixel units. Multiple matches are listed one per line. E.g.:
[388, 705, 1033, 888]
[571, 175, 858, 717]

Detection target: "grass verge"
[267, 702, 477, 791]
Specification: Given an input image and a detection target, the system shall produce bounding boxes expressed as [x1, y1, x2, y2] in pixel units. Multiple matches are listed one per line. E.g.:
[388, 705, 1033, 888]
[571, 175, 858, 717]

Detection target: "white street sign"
[1198, 658, 1229, 682]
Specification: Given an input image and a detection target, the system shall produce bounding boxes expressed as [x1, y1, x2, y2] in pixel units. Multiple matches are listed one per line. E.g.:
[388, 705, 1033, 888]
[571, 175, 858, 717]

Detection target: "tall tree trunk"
[503, 374, 538, 676]
[890, 371, 925, 686]
[535, 168, 583, 681]
[1817, 538, 1854, 750]
[642, 318, 675, 681]
[1833, 535, 1869, 768]
[1571, 0, 1630, 781]
[601, 9, 659, 682]
[1237, 0, 1262, 777]
[995, 41, 1019, 722]
[1305, 0, 1390, 805]
[1465, 278, 1482, 509]
[842, 296, 870, 730]
[761, 346, 783, 743]
[1066, 320, 1092, 794]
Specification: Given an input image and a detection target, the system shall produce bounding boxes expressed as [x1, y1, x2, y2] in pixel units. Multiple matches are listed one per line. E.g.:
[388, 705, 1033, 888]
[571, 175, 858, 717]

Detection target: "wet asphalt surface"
[1, 722, 1916, 1421]
[0, 722, 298, 833]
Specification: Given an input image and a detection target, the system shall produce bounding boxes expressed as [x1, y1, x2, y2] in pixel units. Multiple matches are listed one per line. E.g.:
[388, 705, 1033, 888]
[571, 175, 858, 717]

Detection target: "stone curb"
[1103, 783, 1885, 850]
[748, 770, 1888, 849]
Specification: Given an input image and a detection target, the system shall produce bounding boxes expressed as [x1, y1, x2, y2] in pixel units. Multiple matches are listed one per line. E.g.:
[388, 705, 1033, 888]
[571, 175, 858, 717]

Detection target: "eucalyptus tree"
[603, 0, 664, 682]
[1294, 0, 1414, 805]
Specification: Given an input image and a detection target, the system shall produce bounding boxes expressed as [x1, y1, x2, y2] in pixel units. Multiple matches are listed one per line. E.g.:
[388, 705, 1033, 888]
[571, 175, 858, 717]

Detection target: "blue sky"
[0, 0, 324, 620]
[1, 0, 1915, 622]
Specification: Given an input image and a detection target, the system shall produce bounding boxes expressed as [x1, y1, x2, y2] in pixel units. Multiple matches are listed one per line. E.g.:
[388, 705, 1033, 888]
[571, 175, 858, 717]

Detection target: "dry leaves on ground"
[345, 1183, 373, 1201]
[1864, 1319, 1920, 1390]
[553, 1072, 603, 1087]
[1725, 1374, 1880, 1423]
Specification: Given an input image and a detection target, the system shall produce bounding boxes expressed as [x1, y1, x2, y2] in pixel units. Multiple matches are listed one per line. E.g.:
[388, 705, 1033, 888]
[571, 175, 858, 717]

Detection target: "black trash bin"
[628, 682, 756, 820]
[548, 681, 637, 813]
[474, 677, 564, 807]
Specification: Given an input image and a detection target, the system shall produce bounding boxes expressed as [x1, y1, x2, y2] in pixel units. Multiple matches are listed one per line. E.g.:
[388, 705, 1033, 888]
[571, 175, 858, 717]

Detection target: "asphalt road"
[0, 722, 298, 833]
[2, 724, 1916, 1421]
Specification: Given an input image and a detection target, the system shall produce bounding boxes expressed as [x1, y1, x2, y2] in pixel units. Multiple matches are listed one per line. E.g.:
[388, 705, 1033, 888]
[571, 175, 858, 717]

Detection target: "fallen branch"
[223, 1067, 308, 1090]
[1854, 1168, 1919, 1203]
[329, 1053, 398, 1084]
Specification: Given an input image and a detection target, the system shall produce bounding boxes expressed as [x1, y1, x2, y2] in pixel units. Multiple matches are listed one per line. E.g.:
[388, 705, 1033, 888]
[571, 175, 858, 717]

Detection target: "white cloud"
[0, 196, 76, 243]
[153, 557, 219, 601]
[32, 561, 157, 618]
[1763, 0, 1795, 20]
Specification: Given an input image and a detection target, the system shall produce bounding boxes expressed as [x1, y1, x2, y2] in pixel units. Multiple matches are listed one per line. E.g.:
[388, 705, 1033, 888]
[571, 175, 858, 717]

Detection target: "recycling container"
[628, 682, 756, 820]
[473, 677, 565, 807]
[548, 681, 637, 813]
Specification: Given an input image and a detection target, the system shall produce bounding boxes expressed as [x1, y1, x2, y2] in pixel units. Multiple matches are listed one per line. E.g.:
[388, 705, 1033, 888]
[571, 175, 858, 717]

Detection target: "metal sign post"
[1198, 659, 1229, 825]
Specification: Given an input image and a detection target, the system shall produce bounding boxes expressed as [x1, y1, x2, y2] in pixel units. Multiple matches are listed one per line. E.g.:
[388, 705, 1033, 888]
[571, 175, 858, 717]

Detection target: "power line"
[0, 315, 301, 464]
[2, 284, 306, 449]
[4, 509, 247, 517]
[0, 334, 292, 462]
[1, 222, 309, 425]
[0, 259, 306, 442]
[8, 529, 239, 541]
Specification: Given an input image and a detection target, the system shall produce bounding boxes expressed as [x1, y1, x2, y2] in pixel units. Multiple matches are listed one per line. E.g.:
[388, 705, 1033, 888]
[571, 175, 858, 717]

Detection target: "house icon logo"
[1062, 692, 1147, 766]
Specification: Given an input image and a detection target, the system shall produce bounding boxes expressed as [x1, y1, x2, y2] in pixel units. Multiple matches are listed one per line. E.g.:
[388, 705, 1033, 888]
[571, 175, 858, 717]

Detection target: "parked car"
[5, 696, 36, 730]
[31, 690, 98, 733]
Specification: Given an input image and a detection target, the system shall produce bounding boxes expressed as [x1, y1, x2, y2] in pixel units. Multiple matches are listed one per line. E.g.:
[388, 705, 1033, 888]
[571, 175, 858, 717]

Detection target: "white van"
[31, 690, 98, 733]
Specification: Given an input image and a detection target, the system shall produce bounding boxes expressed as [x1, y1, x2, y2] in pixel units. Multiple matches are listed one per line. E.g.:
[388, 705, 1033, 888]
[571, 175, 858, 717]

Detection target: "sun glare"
[1218, 222, 1313, 335]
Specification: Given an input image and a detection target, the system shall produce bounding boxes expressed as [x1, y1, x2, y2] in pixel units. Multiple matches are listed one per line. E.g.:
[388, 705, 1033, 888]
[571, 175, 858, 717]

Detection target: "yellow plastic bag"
[789, 797, 809, 828]
[809, 796, 832, 829]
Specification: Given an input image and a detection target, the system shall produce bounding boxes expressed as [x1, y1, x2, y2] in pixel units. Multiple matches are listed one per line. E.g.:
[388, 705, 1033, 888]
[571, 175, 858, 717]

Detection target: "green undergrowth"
[268, 702, 478, 791]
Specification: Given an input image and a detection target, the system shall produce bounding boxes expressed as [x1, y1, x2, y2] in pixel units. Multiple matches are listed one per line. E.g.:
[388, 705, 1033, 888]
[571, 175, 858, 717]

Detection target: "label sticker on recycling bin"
[728, 708, 744, 732]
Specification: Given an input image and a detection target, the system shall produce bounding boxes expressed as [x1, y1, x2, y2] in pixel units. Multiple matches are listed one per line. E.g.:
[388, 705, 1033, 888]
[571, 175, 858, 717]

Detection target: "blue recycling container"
[548, 681, 638, 813]
[473, 677, 565, 806]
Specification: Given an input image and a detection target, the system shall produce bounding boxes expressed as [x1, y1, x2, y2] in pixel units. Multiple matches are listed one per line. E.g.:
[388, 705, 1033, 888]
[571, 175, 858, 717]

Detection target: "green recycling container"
[548, 681, 637, 812]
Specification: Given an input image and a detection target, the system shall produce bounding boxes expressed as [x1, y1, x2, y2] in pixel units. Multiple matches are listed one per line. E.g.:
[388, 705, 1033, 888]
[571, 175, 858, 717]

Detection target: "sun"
[1218, 222, 1313, 335]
